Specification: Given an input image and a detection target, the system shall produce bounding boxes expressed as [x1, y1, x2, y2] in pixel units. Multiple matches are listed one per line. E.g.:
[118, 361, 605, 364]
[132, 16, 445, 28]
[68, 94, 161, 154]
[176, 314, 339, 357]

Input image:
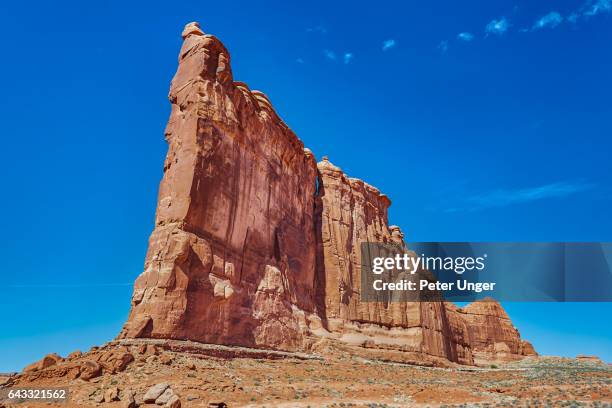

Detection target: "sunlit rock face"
[119, 22, 320, 351]
[120, 22, 536, 365]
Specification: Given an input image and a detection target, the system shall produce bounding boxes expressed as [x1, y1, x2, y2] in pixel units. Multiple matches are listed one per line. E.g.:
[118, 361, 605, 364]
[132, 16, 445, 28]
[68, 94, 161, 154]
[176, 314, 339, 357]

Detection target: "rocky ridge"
[118, 21, 536, 367]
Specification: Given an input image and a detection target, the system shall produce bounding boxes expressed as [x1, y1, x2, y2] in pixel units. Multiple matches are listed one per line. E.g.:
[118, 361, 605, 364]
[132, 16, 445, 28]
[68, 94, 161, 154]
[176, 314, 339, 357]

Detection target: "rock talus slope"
[120, 21, 536, 366]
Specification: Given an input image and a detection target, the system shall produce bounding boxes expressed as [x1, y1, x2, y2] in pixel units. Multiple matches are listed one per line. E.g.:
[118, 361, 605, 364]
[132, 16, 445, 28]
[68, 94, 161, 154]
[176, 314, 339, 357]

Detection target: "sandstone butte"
[118, 22, 536, 367]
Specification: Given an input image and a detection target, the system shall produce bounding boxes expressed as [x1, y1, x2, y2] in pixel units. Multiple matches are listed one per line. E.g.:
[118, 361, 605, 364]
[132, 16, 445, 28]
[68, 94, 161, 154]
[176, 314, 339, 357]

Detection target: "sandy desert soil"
[1, 339, 610, 408]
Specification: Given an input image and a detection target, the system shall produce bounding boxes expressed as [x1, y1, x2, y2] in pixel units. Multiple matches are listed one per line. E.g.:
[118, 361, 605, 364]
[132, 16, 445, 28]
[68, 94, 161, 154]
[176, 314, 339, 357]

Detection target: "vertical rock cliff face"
[119, 22, 321, 351]
[315, 158, 393, 323]
[314, 158, 474, 365]
[121, 22, 536, 365]
[459, 301, 537, 365]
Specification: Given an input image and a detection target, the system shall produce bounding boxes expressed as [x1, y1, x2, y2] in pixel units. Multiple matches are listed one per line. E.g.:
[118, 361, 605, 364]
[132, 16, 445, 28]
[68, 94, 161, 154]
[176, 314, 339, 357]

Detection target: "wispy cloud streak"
[485, 17, 510, 36]
[457, 32, 474, 42]
[584, 0, 612, 16]
[382, 39, 396, 51]
[567, 12, 580, 23]
[323, 49, 336, 61]
[306, 25, 327, 34]
[533, 12, 563, 30]
[445, 181, 595, 212]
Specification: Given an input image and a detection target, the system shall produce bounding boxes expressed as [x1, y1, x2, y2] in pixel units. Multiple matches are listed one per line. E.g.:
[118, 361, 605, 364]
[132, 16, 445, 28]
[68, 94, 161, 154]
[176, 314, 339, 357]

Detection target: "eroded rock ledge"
[119, 22, 536, 366]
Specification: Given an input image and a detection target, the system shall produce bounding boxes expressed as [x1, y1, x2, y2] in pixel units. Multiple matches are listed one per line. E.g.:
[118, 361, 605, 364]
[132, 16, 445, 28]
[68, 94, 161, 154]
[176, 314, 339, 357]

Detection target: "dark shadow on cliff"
[313, 170, 330, 330]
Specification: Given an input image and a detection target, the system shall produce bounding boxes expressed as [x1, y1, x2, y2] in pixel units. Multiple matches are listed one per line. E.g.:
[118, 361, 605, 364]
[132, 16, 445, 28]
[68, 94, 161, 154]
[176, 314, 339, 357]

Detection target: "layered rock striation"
[120, 22, 536, 366]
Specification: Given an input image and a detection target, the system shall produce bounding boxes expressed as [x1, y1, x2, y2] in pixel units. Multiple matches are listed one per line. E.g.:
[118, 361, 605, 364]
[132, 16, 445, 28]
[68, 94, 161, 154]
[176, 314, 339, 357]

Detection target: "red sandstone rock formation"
[23, 353, 63, 373]
[314, 158, 475, 364]
[119, 22, 320, 351]
[120, 22, 536, 366]
[458, 300, 537, 365]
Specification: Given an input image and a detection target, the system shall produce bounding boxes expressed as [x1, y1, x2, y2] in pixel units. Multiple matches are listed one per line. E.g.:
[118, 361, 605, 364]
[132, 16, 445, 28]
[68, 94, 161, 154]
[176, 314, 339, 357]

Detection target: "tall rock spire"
[119, 22, 321, 351]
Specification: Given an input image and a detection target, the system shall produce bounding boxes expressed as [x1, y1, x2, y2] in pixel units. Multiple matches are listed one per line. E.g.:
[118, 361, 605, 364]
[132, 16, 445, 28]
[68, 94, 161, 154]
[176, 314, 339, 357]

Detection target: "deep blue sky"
[0, 0, 611, 372]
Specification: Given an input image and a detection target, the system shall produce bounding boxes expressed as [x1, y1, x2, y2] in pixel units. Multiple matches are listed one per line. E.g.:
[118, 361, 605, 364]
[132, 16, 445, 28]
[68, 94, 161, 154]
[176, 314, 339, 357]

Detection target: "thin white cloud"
[438, 40, 449, 52]
[306, 26, 327, 34]
[323, 49, 336, 61]
[296, 58, 305, 64]
[533, 11, 564, 30]
[584, 0, 612, 16]
[438, 2, 607, 47]
[567, 12, 580, 23]
[457, 32, 475, 42]
[382, 39, 396, 51]
[445, 181, 595, 212]
[569, 0, 611, 22]
[343, 52, 354, 64]
[485, 17, 510, 36]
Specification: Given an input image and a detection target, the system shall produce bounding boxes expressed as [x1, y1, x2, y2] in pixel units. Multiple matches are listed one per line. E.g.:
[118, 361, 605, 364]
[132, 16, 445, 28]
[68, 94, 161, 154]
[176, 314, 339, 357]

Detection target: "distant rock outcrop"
[119, 21, 536, 366]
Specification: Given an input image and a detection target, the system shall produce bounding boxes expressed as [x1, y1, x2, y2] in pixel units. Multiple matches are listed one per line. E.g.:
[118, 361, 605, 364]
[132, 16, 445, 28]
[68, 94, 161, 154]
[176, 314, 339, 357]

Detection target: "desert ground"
[1, 339, 610, 408]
